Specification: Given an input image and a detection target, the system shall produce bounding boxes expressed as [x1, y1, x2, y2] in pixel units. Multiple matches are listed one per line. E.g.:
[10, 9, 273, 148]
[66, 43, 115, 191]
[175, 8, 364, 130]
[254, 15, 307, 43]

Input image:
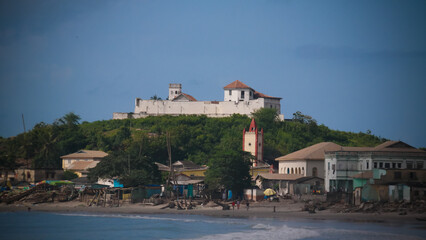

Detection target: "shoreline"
[1, 201, 426, 227]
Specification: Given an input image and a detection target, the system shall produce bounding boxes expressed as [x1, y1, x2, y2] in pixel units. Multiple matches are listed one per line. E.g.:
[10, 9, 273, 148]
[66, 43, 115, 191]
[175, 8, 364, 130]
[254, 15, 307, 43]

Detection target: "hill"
[1, 109, 386, 173]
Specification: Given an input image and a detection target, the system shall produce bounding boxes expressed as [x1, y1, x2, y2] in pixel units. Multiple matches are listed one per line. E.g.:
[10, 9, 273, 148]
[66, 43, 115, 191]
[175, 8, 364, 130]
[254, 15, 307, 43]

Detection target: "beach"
[1, 199, 425, 226]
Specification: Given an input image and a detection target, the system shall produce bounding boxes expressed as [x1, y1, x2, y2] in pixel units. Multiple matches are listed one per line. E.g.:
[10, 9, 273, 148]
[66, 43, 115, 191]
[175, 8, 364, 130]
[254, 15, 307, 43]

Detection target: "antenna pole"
[22, 114, 26, 133]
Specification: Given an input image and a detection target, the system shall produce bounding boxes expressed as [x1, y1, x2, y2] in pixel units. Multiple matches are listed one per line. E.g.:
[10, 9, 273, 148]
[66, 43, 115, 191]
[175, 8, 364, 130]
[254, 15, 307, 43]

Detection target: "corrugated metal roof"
[61, 150, 108, 159]
[257, 173, 303, 180]
[275, 142, 342, 161]
[67, 160, 99, 171]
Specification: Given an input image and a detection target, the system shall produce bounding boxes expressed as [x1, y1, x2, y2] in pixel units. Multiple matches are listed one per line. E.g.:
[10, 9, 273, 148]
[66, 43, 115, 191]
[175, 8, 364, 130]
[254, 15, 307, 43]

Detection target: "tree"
[292, 111, 317, 125]
[63, 170, 79, 180]
[252, 108, 279, 132]
[150, 95, 162, 100]
[204, 149, 252, 198]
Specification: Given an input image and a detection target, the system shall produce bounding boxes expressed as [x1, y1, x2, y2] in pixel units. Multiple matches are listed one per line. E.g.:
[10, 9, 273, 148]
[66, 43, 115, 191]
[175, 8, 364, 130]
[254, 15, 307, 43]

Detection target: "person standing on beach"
[232, 201, 235, 210]
[246, 201, 249, 211]
[237, 200, 240, 210]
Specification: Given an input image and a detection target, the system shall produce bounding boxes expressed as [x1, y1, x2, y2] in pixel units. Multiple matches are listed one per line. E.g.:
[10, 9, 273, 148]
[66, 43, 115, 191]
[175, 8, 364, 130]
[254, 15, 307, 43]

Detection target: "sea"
[0, 212, 425, 240]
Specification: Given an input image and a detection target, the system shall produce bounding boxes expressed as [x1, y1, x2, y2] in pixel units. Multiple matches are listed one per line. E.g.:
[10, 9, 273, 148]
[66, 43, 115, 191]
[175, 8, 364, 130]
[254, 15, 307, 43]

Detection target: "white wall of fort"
[113, 98, 284, 120]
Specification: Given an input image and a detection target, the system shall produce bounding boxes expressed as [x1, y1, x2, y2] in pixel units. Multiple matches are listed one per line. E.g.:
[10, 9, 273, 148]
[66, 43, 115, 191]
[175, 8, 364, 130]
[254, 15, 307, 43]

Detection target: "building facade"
[243, 119, 264, 166]
[324, 141, 426, 193]
[113, 80, 284, 120]
[275, 142, 342, 178]
[61, 150, 108, 177]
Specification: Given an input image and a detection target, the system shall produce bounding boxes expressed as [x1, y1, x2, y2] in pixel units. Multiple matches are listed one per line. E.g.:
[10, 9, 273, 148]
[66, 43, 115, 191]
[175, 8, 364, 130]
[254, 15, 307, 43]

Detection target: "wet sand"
[1, 200, 425, 226]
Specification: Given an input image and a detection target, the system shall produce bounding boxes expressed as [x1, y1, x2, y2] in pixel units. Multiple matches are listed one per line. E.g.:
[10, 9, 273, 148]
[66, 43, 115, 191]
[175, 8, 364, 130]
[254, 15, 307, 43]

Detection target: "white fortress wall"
[114, 98, 284, 119]
[134, 98, 270, 116]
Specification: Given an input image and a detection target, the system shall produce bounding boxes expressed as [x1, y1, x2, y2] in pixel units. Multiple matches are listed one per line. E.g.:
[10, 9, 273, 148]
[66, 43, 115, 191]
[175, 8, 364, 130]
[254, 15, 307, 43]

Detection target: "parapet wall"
[113, 98, 284, 120]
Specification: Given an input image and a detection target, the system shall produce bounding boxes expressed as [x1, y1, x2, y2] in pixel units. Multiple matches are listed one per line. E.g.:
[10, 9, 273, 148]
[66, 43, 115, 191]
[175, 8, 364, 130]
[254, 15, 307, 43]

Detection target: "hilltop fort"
[113, 80, 284, 120]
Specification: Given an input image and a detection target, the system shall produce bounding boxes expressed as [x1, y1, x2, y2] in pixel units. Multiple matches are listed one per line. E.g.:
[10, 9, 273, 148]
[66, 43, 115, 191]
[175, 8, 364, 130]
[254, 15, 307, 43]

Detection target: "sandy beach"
[1, 200, 425, 227]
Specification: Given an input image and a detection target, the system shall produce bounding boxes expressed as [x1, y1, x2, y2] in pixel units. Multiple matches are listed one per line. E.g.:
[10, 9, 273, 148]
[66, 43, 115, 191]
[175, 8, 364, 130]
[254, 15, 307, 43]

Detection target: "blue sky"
[1, 0, 425, 148]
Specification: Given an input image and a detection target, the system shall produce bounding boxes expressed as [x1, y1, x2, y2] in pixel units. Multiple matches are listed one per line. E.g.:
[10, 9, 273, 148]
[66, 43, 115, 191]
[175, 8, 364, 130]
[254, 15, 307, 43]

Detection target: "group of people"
[231, 200, 249, 210]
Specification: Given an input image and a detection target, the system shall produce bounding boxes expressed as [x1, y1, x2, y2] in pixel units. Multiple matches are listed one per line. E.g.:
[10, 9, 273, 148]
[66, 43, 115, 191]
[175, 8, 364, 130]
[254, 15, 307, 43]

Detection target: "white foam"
[57, 213, 197, 223]
[187, 224, 320, 240]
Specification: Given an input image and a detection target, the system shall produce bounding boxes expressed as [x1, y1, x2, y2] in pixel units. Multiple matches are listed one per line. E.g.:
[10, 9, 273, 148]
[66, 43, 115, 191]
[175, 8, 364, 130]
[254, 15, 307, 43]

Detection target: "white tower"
[169, 83, 182, 100]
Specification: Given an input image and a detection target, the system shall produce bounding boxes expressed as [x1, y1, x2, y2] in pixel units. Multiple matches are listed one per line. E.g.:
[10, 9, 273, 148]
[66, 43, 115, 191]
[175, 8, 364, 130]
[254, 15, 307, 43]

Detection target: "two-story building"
[324, 141, 426, 193]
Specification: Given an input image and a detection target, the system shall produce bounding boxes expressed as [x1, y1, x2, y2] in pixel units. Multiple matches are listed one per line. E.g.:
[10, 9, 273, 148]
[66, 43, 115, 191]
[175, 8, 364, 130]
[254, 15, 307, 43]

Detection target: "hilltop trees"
[1, 109, 386, 189]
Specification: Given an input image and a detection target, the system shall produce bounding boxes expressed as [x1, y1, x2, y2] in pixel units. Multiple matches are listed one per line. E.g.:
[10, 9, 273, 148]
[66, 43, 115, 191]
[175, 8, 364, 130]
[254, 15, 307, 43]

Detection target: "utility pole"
[22, 114, 26, 133]
[166, 132, 176, 199]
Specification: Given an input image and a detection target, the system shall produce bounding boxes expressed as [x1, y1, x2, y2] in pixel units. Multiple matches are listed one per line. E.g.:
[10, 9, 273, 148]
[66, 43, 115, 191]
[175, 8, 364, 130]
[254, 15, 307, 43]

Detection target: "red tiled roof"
[181, 93, 197, 101]
[253, 91, 282, 100]
[173, 93, 197, 101]
[223, 80, 252, 89]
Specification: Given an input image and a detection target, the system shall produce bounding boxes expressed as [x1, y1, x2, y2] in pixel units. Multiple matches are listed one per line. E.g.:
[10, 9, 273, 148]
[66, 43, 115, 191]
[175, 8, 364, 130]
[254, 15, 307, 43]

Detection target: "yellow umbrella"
[264, 188, 276, 196]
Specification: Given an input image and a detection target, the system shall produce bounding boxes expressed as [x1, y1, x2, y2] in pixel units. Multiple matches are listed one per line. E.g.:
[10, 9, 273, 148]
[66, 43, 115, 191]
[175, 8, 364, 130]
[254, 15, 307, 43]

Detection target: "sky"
[0, 0, 425, 148]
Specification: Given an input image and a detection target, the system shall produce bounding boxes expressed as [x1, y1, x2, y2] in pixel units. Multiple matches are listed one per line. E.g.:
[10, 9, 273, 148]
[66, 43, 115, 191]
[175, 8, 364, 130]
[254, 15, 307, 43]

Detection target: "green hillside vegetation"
[0, 109, 386, 187]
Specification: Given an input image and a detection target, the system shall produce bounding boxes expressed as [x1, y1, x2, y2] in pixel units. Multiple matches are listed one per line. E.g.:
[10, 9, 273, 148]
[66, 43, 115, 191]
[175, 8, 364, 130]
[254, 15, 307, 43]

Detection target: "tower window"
[241, 91, 245, 99]
[229, 90, 232, 95]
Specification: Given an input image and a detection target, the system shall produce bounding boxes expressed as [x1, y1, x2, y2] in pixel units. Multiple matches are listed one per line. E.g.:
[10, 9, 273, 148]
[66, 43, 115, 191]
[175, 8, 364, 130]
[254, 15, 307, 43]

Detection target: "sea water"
[0, 212, 425, 240]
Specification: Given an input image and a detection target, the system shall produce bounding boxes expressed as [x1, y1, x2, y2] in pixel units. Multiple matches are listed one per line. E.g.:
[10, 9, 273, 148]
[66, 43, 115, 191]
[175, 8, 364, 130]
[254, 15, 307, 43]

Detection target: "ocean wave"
[56, 213, 197, 223]
[186, 224, 319, 240]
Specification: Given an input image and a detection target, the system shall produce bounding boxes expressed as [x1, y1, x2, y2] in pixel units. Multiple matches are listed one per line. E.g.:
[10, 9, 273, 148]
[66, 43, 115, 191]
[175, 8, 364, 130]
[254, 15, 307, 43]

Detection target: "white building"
[113, 80, 284, 120]
[275, 142, 342, 178]
[324, 141, 426, 193]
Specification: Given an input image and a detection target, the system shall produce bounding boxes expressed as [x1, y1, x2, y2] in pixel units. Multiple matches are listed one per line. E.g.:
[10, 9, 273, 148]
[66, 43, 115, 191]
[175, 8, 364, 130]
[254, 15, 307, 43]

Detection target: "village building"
[324, 141, 426, 193]
[275, 142, 341, 178]
[1, 159, 63, 185]
[113, 80, 284, 120]
[255, 173, 324, 196]
[61, 150, 108, 177]
[352, 169, 426, 205]
[155, 160, 208, 177]
[172, 160, 208, 177]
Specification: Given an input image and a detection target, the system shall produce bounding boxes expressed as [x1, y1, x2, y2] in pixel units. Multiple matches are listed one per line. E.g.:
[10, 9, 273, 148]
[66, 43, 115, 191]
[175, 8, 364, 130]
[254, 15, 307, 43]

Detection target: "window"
[409, 172, 417, 180]
[312, 167, 318, 177]
[366, 161, 369, 169]
[175, 91, 178, 94]
[328, 162, 330, 171]
[250, 91, 252, 97]
[385, 163, 390, 169]
[394, 172, 401, 179]
[417, 161, 423, 169]
[407, 161, 413, 169]
[392, 163, 396, 168]
[241, 91, 245, 99]
[374, 162, 377, 168]
[229, 90, 232, 95]
[379, 162, 383, 168]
